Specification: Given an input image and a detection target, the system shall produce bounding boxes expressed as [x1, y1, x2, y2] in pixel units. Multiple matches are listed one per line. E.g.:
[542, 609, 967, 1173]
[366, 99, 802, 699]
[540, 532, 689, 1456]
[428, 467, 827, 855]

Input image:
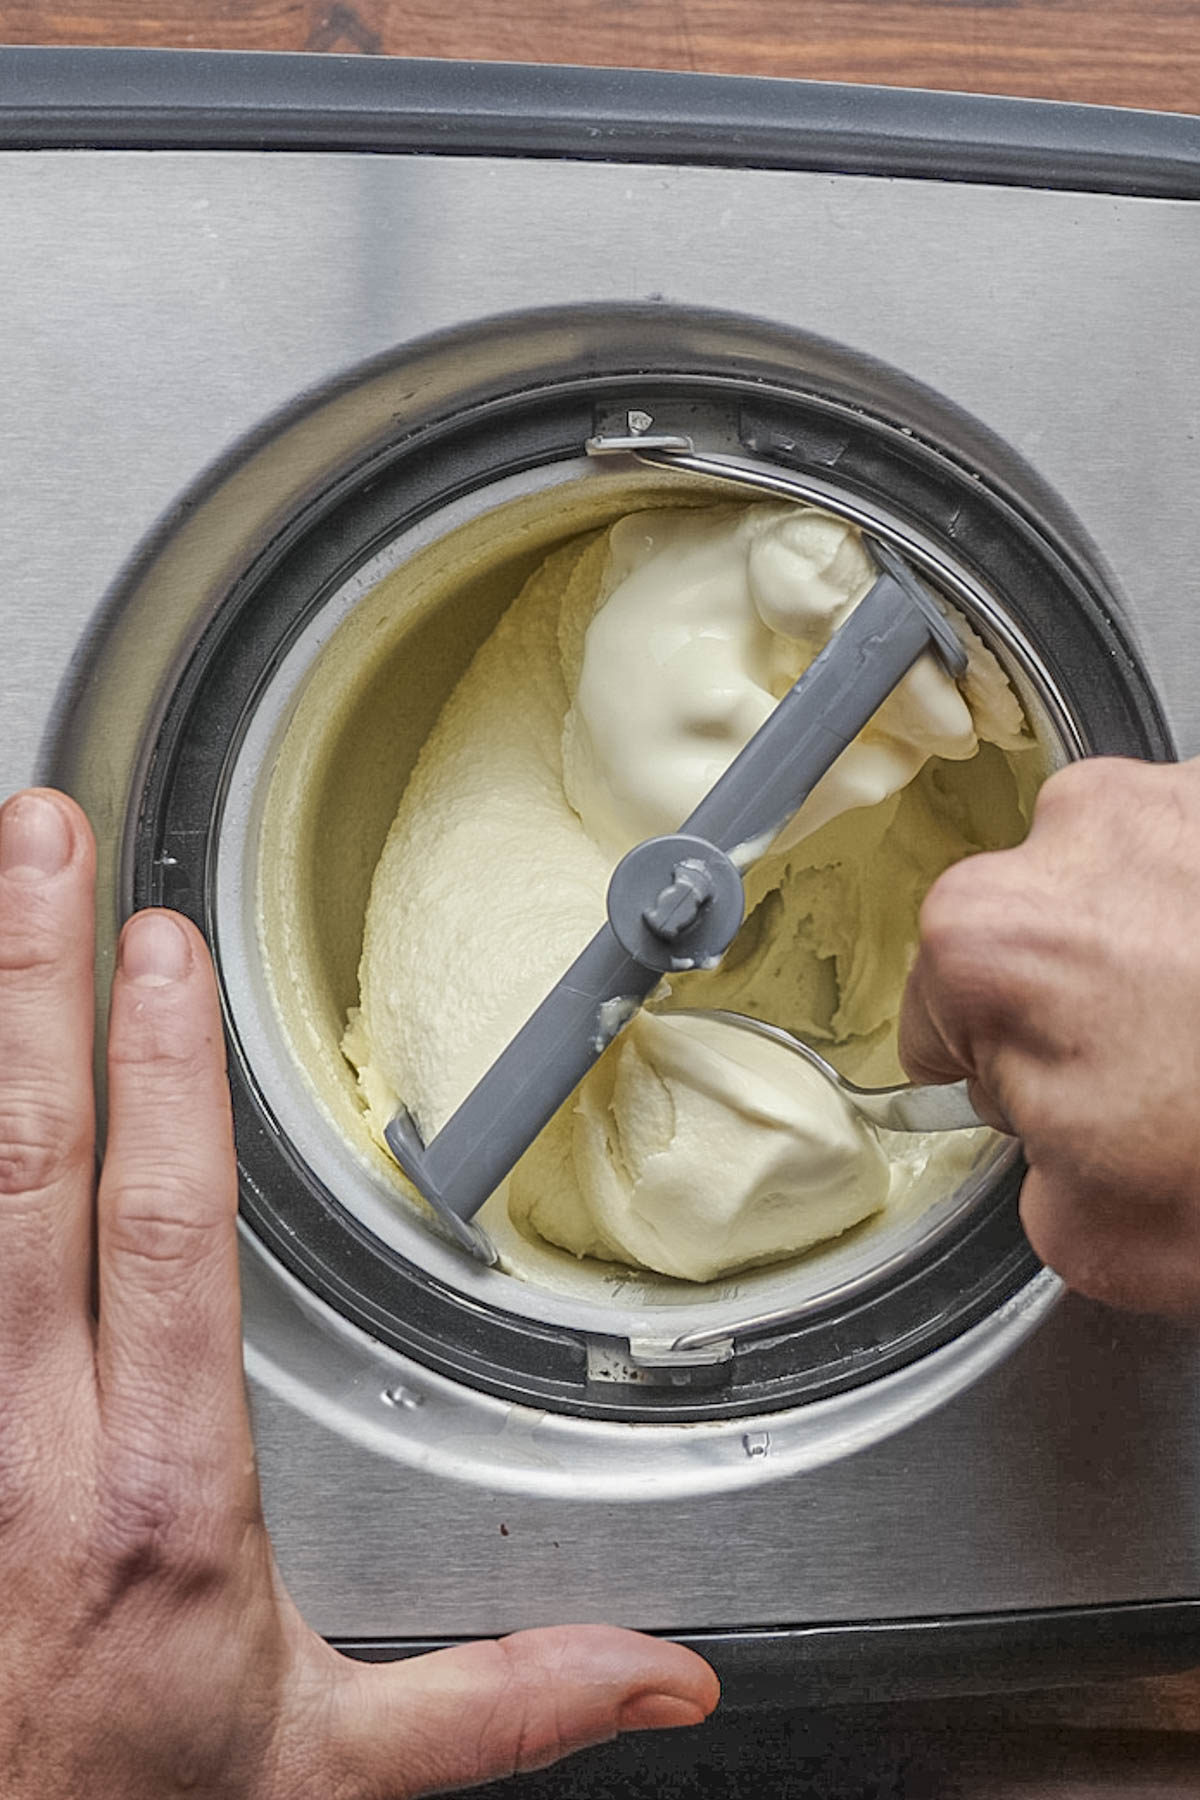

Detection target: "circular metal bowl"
[51, 305, 1171, 1455]
[220, 455, 1039, 1359]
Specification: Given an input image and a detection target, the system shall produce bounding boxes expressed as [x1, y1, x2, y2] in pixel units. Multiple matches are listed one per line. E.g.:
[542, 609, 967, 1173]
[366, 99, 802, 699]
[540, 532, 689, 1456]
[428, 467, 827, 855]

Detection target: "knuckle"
[0, 893, 71, 980]
[917, 877, 970, 959]
[487, 1632, 608, 1778]
[918, 858, 999, 966]
[476, 1639, 540, 1779]
[1034, 755, 1147, 822]
[1035, 756, 1110, 805]
[89, 1439, 229, 1608]
[0, 1090, 89, 1199]
[109, 1008, 219, 1081]
[917, 863, 1044, 1050]
[398, 1638, 540, 1786]
[1021, 1202, 1124, 1308]
[105, 1186, 224, 1277]
[992, 1081, 1049, 1150]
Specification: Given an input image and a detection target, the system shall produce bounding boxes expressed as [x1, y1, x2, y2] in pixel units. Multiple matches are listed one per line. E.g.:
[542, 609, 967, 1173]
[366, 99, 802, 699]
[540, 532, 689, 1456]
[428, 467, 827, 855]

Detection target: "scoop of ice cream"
[347, 502, 1039, 1282]
[562, 506, 1004, 860]
[514, 1010, 892, 1282]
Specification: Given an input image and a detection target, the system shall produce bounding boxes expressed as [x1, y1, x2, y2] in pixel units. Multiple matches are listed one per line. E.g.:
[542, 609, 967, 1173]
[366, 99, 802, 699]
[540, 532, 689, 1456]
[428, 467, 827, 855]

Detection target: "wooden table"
[4, 0, 1200, 1779]
[2, 0, 1199, 113]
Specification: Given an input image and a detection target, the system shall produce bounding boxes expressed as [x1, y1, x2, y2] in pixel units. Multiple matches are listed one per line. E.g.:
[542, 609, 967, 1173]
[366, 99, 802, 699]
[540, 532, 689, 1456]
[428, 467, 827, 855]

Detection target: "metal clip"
[586, 431, 697, 457]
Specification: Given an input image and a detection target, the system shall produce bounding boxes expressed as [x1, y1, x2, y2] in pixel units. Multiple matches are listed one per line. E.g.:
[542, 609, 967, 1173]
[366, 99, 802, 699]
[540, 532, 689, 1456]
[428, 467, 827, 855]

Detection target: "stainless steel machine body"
[4, 50, 1200, 1700]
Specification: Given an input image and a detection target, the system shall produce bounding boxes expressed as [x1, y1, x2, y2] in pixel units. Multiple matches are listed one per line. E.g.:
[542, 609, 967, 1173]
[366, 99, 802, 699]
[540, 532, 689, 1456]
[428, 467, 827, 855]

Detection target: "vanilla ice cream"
[345, 502, 1039, 1282]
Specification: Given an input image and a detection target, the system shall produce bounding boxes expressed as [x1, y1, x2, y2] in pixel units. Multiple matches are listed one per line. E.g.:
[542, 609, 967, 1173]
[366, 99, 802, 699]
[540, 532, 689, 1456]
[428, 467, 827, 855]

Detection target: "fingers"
[897, 945, 970, 1088]
[325, 1624, 719, 1795]
[96, 909, 251, 1488]
[899, 951, 1017, 1133]
[1020, 1167, 1200, 1320]
[897, 843, 1046, 1133]
[897, 854, 1016, 1091]
[0, 790, 97, 1384]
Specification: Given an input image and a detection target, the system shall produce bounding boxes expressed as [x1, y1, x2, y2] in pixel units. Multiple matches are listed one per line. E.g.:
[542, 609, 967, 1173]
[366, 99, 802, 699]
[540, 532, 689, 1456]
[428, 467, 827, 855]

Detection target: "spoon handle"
[665, 1009, 985, 1135]
[845, 1079, 983, 1134]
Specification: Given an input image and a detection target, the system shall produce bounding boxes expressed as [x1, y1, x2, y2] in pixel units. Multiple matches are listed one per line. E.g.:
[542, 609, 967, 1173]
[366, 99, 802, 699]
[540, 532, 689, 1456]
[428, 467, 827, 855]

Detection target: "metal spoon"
[663, 1009, 984, 1133]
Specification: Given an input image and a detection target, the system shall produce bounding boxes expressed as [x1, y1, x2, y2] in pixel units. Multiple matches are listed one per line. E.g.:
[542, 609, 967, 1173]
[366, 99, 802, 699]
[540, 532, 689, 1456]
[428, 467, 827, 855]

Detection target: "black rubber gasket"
[133, 367, 1170, 1422]
[1, 48, 1199, 201]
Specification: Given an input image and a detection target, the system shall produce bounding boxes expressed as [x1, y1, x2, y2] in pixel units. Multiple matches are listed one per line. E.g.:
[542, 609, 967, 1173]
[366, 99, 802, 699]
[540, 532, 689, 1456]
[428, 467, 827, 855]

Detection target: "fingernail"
[617, 1693, 709, 1733]
[120, 912, 192, 987]
[0, 793, 71, 881]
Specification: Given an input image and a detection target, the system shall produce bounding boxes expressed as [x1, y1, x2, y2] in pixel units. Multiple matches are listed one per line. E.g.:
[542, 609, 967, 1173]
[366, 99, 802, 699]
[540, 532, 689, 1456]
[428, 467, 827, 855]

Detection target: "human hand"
[0, 788, 717, 1798]
[899, 756, 1200, 1318]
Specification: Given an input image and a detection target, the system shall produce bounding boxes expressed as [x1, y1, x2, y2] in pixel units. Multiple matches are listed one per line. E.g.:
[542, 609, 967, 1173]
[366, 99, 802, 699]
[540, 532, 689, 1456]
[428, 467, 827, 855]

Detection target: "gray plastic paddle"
[385, 537, 968, 1263]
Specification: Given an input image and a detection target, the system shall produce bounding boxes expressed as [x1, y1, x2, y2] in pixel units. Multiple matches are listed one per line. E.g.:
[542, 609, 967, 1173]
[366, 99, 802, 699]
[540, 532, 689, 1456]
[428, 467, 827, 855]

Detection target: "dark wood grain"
[5, 0, 1200, 1760]
[4, 0, 1200, 113]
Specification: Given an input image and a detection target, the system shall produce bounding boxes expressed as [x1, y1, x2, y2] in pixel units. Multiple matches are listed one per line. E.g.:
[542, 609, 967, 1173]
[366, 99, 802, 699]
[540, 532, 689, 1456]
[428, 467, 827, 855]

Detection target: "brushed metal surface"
[3, 148, 1200, 1636]
[5, 154, 1200, 794]
[242, 1238, 1200, 1636]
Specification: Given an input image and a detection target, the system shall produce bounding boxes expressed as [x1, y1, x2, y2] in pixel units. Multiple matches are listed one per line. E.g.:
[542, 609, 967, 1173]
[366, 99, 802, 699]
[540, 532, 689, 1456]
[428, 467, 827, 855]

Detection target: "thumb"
[325, 1624, 719, 1796]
